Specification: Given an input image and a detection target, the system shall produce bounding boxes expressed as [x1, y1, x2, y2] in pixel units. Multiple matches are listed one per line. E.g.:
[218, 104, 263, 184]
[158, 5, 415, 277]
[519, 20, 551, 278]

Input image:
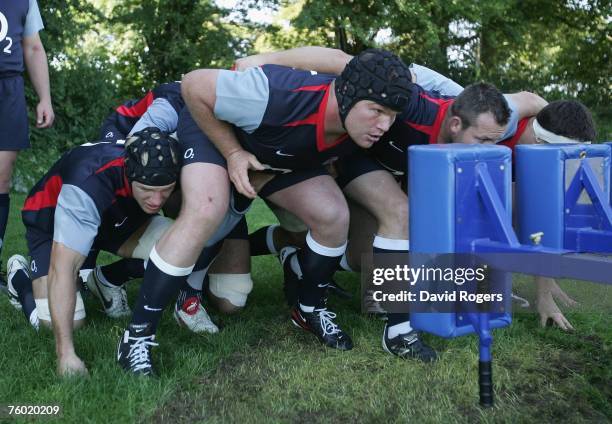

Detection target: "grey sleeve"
[409, 64, 463, 96]
[497, 95, 519, 142]
[24, 0, 44, 36]
[214, 68, 270, 134]
[53, 185, 101, 256]
[129, 98, 179, 135]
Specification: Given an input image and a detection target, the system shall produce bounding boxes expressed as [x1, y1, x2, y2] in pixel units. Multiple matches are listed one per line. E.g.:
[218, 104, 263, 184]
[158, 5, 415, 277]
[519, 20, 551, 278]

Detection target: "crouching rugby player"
[6, 128, 180, 376]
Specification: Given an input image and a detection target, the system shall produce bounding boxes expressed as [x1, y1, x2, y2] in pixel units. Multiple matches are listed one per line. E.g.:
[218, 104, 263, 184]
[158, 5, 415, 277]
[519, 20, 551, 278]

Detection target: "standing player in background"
[0, 0, 54, 280]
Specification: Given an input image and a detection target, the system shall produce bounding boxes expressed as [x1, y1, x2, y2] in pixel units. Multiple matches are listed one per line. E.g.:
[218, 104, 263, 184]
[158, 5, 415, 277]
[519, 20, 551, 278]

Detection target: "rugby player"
[121, 49, 412, 376]
[95, 82, 254, 328]
[6, 128, 180, 375]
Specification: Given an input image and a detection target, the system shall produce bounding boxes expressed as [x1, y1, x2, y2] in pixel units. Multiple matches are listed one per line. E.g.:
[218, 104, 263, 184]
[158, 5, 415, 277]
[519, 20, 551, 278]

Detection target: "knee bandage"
[133, 216, 173, 260]
[34, 292, 86, 324]
[208, 273, 253, 307]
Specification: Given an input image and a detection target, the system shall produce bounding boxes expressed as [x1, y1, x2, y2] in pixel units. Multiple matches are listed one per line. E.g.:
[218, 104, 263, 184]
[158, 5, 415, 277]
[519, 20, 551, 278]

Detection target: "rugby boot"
[291, 306, 353, 351]
[117, 323, 158, 376]
[174, 296, 219, 334]
[382, 324, 438, 362]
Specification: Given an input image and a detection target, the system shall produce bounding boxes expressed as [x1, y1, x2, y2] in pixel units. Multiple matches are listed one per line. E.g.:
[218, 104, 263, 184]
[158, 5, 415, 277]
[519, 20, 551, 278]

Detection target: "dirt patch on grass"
[499, 332, 610, 421]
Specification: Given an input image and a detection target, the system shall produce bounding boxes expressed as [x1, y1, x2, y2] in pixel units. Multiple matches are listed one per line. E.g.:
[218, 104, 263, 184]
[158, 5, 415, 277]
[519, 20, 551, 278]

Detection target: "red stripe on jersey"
[406, 99, 454, 144]
[116, 91, 155, 118]
[419, 92, 450, 105]
[22, 175, 63, 211]
[95, 157, 132, 198]
[115, 173, 132, 198]
[95, 157, 125, 174]
[284, 113, 318, 127]
[316, 85, 348, 151]
[292, 84, 328, 92]
[498, 117, 531, 151]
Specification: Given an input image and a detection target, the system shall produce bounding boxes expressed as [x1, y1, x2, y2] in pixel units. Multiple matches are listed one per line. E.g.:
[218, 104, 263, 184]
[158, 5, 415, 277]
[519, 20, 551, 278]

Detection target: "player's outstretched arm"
[22, 32, 54, 128]
[182, 69, 264, 198]
[234, 46, 352, 74]
[47, 242, 87, 376]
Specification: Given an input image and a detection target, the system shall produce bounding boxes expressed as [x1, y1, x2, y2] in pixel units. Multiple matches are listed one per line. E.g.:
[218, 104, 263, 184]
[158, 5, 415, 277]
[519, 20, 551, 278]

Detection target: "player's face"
[450, 112, 507, 144]
[131, 181, 176, 214]
[345, 100, 397, 148]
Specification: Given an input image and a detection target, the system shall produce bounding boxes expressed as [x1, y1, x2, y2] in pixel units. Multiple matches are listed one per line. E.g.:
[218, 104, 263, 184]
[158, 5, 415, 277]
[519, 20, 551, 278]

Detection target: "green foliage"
[278, 0, 609, 119]
[108, 0, 252, 93]
[15, 56, 119, 193]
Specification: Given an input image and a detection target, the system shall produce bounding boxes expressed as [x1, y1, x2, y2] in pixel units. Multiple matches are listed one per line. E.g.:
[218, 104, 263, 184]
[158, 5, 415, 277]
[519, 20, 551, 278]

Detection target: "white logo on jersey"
[114, 217, 128, 227]
[105, 131, 115, 139]
[184, 148, 195, 159]
[30, 260, 37, 274]
[275, 150, 294, 157]
[0, 13, 8, 42]
[0, 12, 12, 54]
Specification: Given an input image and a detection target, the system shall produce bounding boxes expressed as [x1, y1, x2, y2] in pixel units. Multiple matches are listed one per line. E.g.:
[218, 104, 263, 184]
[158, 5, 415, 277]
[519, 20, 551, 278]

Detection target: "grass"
[0, 195, 610, 423]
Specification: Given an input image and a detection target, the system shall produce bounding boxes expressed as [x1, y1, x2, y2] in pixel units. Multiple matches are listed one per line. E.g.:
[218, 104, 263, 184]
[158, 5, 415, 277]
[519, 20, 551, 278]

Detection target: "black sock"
[249, 225, 277, 256]
[296, 235, 344, 308]
[11, 269, 36, 323]
[373, 237, 410, 330]
[100, 258, 145, 286]
[130, 259, 187, 333]
[0, 193, 9, 261]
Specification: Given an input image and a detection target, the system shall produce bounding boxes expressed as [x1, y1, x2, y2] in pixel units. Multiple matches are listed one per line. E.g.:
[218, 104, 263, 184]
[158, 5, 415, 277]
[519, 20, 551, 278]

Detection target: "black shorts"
[179, 107, 332, 197]
[0, 76, 29, 151]
[25, 217, 150, 280]
[334, 151, 388, 189]
[177, 107, 226, 168]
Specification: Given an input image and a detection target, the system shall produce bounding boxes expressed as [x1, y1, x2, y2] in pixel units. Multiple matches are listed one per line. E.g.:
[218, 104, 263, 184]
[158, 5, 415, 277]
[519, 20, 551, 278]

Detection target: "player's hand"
[57, 353, 89, 377]
[36, 98, 55, 128]
[548, 280, 579, 308]
[536, 290, 574, 331]
[227, 149, 265, 198]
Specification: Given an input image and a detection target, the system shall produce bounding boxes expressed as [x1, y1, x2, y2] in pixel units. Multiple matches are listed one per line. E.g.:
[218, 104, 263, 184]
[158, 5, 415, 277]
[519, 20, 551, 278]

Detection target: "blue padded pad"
[516, 144, 611, 249]
[408, 144, 512, 338]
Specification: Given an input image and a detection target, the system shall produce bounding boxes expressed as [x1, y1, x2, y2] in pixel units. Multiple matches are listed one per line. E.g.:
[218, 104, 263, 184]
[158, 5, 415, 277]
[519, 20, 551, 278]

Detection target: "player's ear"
[448, 115, 463, 135]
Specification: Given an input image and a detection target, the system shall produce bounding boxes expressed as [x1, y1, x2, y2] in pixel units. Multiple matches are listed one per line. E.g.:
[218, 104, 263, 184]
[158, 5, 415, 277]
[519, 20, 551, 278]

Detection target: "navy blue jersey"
[370, 86, 454, 174]
[100, 82, 184, 139]
[0, 0, 44, 74]
[214, 65, 358, 171]
[22, 141, 150, 256]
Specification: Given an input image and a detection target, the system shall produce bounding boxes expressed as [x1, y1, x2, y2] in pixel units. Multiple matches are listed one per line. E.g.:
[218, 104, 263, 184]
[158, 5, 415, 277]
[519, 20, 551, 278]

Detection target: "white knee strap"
[34, 292, 86, 323]
[208, 273, 253, 307]
[133, 216, 174, 260]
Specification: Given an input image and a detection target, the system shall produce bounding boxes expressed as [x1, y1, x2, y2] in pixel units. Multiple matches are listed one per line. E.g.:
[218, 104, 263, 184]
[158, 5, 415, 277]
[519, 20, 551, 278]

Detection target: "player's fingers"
[552, 314, 569, 331]
[540, 314, 548, 328]
[557, 291, 578, 308]
[561, 315, 574, 331]
[237, 168, 256, 199]
[248, 155, 265, 171]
